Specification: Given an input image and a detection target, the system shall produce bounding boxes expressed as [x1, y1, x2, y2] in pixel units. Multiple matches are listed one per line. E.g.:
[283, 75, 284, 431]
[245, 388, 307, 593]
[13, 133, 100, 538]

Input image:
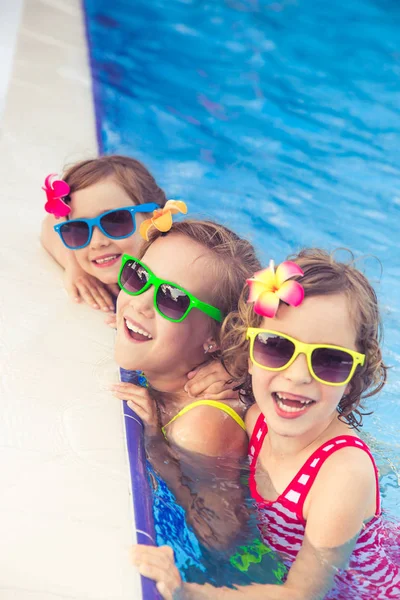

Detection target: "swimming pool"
[84, 0, 400, 588]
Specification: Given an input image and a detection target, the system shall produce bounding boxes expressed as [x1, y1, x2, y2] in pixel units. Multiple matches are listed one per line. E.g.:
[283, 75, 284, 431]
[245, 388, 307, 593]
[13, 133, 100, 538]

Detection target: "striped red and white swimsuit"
[248, 412, 400, 599]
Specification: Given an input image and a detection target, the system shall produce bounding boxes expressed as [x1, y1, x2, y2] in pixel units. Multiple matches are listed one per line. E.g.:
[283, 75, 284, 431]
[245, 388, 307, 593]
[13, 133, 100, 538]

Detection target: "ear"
[202, 336, 219, 354]
[344, 383, 351, 396]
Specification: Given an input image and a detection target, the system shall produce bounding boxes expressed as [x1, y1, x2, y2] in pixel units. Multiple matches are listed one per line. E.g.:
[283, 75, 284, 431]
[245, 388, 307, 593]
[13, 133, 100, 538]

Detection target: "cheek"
[117, 231, 144, 257]
[251, 364, 275, 394]
[116, 290, 130, 316]
[74, 248, 88, 267]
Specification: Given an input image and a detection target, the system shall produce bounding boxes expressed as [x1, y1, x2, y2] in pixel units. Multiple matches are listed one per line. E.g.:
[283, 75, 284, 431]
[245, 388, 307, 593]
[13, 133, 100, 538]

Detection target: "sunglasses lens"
[100, 209, 134, 238]
[312, 348, 354, 384]
[253, 333, 295, 369]
[120, 259, 149, 293]
[60, 221, 90, 248]
[156, 284, 190, 321]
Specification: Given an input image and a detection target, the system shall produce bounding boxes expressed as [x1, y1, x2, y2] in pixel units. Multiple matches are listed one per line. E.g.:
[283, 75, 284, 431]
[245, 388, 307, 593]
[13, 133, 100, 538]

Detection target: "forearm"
[40, 215, 75, 269]
[180, 582, 301, 600]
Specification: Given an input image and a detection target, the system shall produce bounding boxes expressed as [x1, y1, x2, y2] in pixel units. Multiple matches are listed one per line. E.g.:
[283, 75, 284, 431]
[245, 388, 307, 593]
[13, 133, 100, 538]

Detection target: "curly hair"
[220, 248, 388, 429]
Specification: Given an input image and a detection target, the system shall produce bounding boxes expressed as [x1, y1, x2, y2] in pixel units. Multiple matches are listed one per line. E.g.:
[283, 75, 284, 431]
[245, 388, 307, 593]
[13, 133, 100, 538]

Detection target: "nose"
[90, 225, 111, 249]
[282, 352, 313, 385]
[128, 286, 155, 319]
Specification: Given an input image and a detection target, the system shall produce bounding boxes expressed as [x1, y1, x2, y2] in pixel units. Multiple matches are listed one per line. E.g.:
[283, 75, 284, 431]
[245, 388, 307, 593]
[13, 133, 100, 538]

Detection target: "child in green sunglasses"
[132, 248, 400, 600]
[113, 219, 261, 458]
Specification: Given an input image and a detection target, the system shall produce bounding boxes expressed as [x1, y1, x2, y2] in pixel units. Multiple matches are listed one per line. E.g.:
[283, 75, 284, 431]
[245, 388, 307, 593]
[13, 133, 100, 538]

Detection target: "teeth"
[275, 392, 314, 409]
[125, 319, 153, 339]
[94, 255, 118, 264]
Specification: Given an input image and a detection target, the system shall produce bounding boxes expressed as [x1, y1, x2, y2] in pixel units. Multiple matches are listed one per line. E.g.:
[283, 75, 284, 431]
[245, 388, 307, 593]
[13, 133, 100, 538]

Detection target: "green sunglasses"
[118, 254, 223, 323]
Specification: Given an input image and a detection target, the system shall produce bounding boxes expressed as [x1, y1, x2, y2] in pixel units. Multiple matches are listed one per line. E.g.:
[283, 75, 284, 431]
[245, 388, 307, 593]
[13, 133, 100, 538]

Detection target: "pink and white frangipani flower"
[43, 174, 71, 219]
[246, 260, 304, 318]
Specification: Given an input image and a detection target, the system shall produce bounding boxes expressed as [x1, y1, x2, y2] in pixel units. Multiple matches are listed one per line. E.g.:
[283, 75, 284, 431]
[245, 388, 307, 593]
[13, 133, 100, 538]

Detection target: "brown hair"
[62, 155, 167, 208]
[221, 248, 388, 429]
[140, 219, 261, 345]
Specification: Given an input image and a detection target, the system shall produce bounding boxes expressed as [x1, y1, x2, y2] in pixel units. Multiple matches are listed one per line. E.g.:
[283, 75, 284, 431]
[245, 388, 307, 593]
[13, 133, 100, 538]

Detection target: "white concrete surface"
[0, 0, 24, 120]
[0, 1, 141, 598]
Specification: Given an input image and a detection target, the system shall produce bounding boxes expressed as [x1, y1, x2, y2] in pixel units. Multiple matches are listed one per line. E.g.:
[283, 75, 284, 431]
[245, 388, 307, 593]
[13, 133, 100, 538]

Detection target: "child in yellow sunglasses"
[133, 248, 400, 600]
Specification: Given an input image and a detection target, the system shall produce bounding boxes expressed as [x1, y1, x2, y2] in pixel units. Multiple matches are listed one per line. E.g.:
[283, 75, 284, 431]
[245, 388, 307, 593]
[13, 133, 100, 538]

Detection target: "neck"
[145, 370, 193, 410]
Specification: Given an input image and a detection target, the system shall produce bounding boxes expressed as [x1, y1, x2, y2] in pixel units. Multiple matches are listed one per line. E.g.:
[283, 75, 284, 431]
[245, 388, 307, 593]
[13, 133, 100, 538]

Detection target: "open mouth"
[124, 318, 153, 342]
[92, 254, 121, 268]
[272, 392, 315, 418]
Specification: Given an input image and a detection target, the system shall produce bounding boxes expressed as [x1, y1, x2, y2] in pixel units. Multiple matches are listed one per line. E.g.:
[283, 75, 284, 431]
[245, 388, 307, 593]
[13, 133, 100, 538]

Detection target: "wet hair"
[140, 219, 261, 347]
[62, 155, 167, 209]
[220, 248, 388, 429]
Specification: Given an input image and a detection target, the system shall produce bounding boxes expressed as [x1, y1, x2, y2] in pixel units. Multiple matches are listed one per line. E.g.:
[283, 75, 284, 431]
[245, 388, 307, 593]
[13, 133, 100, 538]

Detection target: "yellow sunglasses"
[246, 328, 365, 387]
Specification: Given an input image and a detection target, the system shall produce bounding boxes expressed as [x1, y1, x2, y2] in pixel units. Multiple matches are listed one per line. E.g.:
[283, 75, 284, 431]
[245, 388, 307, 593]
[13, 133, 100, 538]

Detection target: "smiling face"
[115, 233, 220, 389]
[68, 177, 146, 284]
[249, 294, 359, 438]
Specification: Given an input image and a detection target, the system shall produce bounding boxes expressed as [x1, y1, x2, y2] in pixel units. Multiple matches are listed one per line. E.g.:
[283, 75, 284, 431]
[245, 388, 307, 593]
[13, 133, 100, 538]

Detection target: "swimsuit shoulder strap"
[288, 435, 381, 521]
[162, 399, 246, 437]
[248, 412, 269, 503]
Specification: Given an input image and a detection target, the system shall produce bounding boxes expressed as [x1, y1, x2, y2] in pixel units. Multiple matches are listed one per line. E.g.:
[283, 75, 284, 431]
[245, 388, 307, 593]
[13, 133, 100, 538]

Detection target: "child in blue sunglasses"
[41, 155, 167, 312]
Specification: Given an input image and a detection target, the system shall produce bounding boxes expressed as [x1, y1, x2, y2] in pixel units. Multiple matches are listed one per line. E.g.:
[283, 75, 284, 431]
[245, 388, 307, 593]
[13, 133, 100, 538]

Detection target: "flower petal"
[139, 218, 153, 241]
[275, 280, 305, 307]
[52, 180, 70, 198]
[164, 200, 188, 215]
[254, 291, 280, 318]
[246, 279, 269, 303]
[275, 261, 304, 287]
[153, 211, 173, 232]
[252, 266, 276, 289]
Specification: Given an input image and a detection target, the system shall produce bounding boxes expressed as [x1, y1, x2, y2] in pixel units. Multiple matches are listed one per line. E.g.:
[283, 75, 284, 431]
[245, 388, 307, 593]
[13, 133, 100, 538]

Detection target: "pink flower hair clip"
[246, 260, 304, 318]
[43, 174, 71, 219]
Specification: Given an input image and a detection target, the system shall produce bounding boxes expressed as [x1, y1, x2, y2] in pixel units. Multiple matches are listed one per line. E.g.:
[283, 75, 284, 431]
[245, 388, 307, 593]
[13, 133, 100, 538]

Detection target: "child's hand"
[104, 314, 117, 329]
[131, 545, 182, 600]
[184, 360, 239, 401]
[64, 261, 118, 312]
[111, 383, 159, 431]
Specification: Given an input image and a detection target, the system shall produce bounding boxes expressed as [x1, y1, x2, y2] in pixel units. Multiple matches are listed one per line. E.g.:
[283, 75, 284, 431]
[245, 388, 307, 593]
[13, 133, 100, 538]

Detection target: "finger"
[126, 401, 149, 422]
[197, 389, 240, 402]
[65, 283, 82, 304]
[185, 374, 230, 398]
[156, 581, 173, 600]
[186, 361, 218, 380]
[136, 562, 180, 599]
[75, 283, 100, 309]
[104, 315, 117, 328]
[86, 284, 111, 312]
[96, 285, 116, 312]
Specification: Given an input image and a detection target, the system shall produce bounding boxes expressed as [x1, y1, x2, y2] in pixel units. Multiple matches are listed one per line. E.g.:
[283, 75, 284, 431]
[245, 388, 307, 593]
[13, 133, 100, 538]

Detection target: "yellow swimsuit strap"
[161, 399, 246, 437]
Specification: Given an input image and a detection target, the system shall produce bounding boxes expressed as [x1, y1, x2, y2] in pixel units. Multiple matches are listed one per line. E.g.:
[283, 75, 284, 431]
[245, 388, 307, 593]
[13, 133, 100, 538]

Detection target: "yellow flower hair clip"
[247, 260, 304, 318]
[139, 200, 188, 241]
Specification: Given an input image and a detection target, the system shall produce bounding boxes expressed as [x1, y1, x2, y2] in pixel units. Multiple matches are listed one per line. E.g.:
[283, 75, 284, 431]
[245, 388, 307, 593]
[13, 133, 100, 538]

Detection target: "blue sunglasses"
[54, 203, 159, 250]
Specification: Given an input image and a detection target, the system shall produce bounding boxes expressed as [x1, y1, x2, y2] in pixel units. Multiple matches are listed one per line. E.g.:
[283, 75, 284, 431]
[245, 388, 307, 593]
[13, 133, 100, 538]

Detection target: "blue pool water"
[84, 0, 400, 562]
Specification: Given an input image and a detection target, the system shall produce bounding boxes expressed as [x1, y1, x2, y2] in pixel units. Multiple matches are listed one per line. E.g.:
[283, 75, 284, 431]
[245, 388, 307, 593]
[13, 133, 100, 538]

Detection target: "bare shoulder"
[244, 403, 261, 437]
[169, 404, 248, 458]
[316, 443, 377, 483]
[306, 442, 377, 523]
